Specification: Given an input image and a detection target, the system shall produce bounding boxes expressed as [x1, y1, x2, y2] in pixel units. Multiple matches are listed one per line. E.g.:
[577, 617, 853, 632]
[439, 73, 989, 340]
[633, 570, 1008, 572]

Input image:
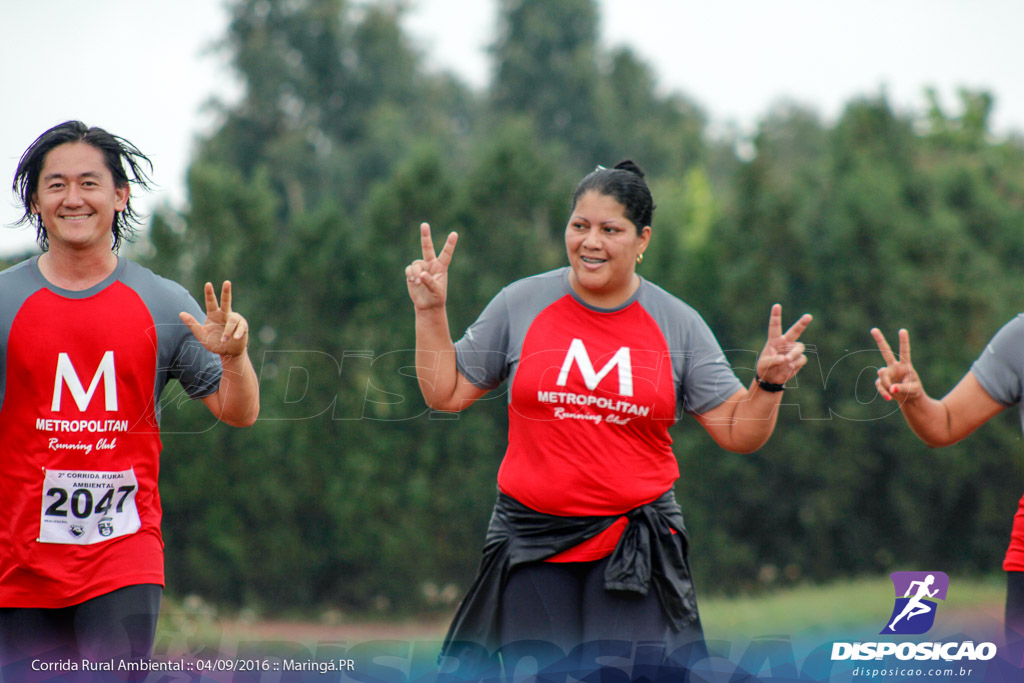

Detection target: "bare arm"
[201, 352, 260, 427]
[406, 223, 488, 412]
[696, 384, 785, 454]
[872, 328, 1005, 447]
[412, 307, 488, 411]
[696, 304, 813, 453]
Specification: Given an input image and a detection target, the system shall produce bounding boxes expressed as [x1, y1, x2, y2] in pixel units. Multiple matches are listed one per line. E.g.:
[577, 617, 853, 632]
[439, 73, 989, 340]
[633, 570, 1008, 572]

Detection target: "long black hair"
[13, 120, 153, 252]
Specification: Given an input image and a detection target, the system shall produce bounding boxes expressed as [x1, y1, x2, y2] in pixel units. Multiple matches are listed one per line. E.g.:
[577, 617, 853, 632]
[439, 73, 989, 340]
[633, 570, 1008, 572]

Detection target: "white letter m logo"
[52, 351, 118, 412]
[556, 339, 633, 396]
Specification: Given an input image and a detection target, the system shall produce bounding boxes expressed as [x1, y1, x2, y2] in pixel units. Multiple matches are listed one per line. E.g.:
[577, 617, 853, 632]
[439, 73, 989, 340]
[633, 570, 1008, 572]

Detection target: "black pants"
[499, 553, 705, 677]
[1007, 571, 1024, 640]
[0, 583, 161, 667]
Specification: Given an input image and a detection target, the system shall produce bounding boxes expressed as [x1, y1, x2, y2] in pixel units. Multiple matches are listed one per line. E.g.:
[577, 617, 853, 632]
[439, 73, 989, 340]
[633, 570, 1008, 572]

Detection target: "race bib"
[38, 468, 141, 545]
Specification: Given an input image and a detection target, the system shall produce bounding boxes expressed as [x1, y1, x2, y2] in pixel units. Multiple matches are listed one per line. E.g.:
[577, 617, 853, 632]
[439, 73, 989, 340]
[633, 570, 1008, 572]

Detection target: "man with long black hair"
[0, 121, 259, 668]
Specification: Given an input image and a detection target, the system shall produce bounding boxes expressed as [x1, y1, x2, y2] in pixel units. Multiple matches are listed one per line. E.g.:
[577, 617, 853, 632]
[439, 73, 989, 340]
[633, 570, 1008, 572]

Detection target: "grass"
[155, 575, 1008, 651]
[699, 574, 1006, 639]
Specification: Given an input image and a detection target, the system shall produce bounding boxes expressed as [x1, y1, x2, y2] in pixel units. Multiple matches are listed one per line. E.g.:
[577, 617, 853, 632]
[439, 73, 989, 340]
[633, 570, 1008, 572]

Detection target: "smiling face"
[31, 142, 129, 255]
[565, 190, 651, 308]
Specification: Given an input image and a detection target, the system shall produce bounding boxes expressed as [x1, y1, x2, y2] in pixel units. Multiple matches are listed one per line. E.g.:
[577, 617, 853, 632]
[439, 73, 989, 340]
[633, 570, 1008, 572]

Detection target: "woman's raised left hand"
[755, 304, 813, 387]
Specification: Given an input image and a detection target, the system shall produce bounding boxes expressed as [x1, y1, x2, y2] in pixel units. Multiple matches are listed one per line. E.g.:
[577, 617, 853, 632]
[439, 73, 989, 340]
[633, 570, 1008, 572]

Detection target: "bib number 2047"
[39, 468, 141, 545]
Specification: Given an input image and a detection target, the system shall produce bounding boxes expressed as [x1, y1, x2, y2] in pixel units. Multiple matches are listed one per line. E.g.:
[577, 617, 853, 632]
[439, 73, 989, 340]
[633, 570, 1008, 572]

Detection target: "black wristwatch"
[756, 374, 786, 393]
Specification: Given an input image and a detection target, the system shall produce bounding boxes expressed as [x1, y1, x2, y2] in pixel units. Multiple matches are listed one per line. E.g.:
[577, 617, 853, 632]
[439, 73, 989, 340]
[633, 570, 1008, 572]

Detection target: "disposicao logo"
[880, 571, 949, 635]
[831, 571, 997, 663]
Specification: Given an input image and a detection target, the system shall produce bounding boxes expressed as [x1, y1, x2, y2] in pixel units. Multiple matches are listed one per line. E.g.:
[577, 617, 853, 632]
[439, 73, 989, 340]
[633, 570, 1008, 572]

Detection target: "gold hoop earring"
[636, 253, 644, 265]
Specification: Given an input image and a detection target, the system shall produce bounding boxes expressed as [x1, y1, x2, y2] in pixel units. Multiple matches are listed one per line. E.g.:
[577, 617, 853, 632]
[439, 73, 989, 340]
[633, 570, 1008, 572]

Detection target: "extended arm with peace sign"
[407, 223, 487, 412]
[696, 304, 813, 453]
[180, 281, 260, 427]
[871, 327, 1003, 447]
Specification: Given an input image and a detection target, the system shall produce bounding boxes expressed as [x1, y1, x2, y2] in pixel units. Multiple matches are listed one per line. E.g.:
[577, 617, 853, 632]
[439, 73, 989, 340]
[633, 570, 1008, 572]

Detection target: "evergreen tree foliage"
[127, 0, 1024, 615]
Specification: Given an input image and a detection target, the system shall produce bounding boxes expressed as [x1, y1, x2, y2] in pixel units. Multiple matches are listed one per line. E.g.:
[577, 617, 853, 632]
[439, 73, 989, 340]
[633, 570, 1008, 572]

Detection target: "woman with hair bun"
[406, 160, 812, 674]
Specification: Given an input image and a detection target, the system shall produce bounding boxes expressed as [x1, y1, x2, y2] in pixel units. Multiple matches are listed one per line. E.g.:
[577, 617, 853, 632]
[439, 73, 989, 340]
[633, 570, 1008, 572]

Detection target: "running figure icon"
[887, 574, 939, 632]
[881, 571, 949, 635]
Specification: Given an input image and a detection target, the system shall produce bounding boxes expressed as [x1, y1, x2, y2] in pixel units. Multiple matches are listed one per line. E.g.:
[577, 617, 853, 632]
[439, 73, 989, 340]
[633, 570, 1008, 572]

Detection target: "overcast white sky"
[2, 0, 1022, 256]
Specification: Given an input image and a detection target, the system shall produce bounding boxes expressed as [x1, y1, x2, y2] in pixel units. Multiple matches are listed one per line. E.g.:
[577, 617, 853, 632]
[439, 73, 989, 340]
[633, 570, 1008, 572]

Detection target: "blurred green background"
[6, 0, 1023, 624]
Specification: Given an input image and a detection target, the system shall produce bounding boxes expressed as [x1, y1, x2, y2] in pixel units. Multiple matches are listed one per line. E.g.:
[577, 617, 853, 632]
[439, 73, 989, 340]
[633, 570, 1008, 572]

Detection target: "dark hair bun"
[613, 159, 645, 178]
[572, 158, 654, 229]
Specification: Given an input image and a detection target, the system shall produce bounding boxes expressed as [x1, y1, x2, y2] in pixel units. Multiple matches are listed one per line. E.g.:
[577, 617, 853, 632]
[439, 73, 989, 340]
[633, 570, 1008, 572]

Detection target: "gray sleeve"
[0, 259, 41, 413]
[637, 282, 744, 417]
[678, 315, 745, 416]
[122, 262, 222, 400]
[970, 314, 1024, 407]
[453, 288, 513, 390]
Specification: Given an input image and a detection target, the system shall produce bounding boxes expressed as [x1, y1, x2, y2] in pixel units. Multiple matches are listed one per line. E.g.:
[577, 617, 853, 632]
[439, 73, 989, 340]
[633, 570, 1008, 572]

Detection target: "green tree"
[490, 0, 605, 162]
[687, 91, 1024, 590]
[135, 0, 1024, 616]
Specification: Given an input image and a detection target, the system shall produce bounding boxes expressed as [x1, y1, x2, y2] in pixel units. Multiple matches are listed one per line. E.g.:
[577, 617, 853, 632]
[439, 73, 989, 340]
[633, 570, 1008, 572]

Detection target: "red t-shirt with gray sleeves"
[0, 257, 222, 607]
[454, 268, 743, 561]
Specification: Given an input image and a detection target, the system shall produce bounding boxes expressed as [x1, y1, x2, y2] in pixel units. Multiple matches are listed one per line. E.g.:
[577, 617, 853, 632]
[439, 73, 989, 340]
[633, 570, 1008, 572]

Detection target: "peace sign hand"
[180, 281, 250, 358]
[406, 222, 458, 311]
[871, 328, 922, 402]
[755, 304, 813, 386]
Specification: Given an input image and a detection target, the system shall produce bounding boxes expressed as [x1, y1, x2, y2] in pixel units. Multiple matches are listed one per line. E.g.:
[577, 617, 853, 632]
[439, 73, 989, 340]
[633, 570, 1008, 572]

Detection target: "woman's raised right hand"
[406, 222, 458, 311]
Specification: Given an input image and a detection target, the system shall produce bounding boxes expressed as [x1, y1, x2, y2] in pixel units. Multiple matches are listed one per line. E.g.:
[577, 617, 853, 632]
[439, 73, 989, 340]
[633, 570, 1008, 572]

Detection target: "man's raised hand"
[180, 281, 250, 358]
